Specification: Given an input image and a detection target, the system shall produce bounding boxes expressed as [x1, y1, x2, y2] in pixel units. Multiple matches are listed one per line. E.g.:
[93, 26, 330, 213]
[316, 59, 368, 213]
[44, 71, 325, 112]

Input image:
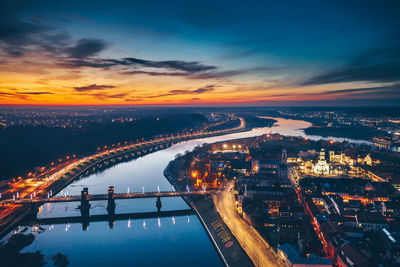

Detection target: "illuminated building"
[252, 160, 279, 174]
[328, 150, 343, 163]
[314, 149, 330, 176]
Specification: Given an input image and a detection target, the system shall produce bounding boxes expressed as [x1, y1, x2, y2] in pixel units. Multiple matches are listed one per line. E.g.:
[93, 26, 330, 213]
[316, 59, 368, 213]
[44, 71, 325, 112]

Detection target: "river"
[1, 117, 370, 266]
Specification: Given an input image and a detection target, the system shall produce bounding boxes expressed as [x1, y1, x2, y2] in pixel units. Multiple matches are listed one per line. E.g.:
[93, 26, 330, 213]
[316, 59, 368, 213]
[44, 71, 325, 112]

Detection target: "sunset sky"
[1, 0, 400, 106]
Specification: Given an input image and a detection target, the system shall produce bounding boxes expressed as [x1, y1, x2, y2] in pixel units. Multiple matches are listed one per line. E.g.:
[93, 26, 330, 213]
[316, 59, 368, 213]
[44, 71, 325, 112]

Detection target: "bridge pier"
[108, 216, 115, 229]
[156, 196, 162, 212]
[107, 186, 116, 215]
[29, 203, 39, 219]
[78, 187, 91, 231]
[78, 188, 91, 213]
[107, 186, 116, 229]
[81, 218, 90, 231]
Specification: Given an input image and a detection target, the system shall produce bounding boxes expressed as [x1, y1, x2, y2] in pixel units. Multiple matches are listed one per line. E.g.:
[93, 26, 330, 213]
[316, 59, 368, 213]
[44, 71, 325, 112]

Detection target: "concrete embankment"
[164, 162, 253, 267]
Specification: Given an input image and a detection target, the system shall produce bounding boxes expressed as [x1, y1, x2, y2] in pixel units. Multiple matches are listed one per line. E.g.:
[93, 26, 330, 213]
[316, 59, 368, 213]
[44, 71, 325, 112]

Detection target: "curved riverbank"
[258, 116, 372, 145]
[164, 162, 252, 267]
[0, 120, 247, 240]
[0, 116, 377, 266]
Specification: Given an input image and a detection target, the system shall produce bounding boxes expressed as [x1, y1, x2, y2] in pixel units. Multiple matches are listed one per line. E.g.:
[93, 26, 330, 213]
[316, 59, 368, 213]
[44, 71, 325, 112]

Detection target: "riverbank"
[164, 161, 253, 267]
[3, 114, 390, 266]
[0, 121, 248, 240]
[303, 125, 375, 141]
[264, 114, 375, 142]
[257, 116, 374, 145]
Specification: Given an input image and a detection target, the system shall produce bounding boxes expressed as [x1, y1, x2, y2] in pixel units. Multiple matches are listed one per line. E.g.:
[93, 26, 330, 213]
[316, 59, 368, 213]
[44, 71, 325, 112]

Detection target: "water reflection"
[3, 117, 371, 266]
[16, 215, 216, 267]
[7, 124, 280, 266]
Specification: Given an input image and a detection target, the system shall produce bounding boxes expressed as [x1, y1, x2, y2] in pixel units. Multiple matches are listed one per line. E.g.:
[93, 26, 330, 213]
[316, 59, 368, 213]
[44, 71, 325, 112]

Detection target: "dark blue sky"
[1, 0, 400, 105]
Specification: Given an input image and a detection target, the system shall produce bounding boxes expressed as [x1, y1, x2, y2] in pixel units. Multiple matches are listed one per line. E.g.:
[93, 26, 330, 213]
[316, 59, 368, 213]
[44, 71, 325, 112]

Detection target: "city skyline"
[1, 0, 400, 106]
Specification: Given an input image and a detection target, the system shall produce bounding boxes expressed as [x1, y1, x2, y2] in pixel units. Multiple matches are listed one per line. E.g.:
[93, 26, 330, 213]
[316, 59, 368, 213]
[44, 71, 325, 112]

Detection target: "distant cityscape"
[175, 132, 400, 266]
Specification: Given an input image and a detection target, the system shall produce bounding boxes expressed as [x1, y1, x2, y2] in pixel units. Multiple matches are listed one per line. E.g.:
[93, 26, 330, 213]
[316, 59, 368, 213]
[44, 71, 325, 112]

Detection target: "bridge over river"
[10, 186, 208, 230]
[1, 189, 211, 205]
[3, 186, 212, 229]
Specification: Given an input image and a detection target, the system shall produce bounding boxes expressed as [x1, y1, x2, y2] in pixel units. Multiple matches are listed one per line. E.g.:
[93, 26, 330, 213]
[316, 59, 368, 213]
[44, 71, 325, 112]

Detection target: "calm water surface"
[259, 116, 372, 145]
[3, 117, 369, 266]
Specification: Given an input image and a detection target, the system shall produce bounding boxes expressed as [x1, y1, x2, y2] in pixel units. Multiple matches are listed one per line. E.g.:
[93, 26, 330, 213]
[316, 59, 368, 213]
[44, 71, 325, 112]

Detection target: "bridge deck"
[2, 191, 210, 204]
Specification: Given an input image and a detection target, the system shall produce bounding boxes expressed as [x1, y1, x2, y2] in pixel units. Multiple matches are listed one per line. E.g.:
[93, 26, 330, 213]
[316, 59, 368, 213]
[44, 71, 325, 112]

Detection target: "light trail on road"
[213, 181, 282, 267]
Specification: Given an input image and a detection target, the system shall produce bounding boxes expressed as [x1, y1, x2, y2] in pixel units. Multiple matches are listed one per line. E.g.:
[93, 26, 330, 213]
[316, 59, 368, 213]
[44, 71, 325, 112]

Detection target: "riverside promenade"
[164, 161, 253, 267]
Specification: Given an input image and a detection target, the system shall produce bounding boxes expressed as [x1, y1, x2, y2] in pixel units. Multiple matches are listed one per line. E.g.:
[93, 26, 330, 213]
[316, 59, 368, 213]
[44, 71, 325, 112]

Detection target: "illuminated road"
[1, 115, 245, 200]
[213, 181, 281, 267]
[0, 115, 245, 233]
